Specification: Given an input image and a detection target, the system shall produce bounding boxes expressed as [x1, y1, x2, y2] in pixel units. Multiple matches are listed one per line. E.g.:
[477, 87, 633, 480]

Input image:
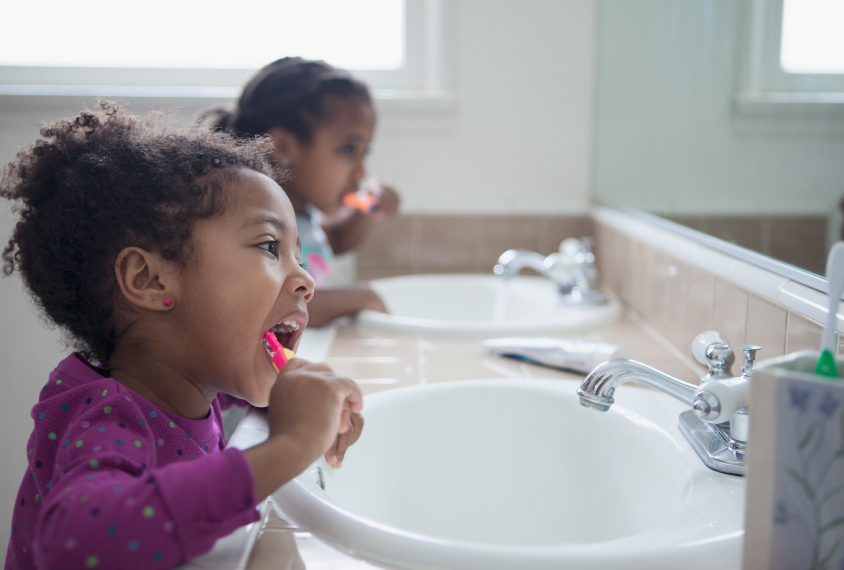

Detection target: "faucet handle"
[580, 237, 596, 264]
[691, 330, 729, 366]
[739, 345, 762, 376]
[558, 238, 582, 256]
[704, 343, 735, 381]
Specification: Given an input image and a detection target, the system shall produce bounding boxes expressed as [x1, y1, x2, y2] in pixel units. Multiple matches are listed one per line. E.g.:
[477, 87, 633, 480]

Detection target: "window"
[738, 0, 844, 106]
[0, 0, 445, 96]
[780, 0, 844, 74]
[1, 0, 404, 71]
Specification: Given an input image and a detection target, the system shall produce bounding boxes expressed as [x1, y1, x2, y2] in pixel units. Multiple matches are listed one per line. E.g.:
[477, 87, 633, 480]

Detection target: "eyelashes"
[257, 240, 281, 257]
[258, 240, 307, 271]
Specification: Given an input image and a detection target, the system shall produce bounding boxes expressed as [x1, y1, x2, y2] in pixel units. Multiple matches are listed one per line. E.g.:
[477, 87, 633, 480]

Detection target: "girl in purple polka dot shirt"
[1, 101, 364, 570]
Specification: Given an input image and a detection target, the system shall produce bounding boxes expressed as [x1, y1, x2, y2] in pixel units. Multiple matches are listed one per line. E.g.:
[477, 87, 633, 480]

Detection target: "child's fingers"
[330, 431, 351, 467]
[276, 358, 335, 378]
[350, 412, 364, 444]
[328, 376, 361, 435]
[375, 185, 399, 216]
[334, 376, 364, 413]
[360, 178, 399, 218]
[338, 409, 351, 434]
[274, 357, 311, 374]
[325, 434, 343, 468]
[326, 412, 364, 468]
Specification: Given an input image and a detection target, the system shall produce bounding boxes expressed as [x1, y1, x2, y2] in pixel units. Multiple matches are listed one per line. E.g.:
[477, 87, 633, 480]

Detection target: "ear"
[267, 127, 301, 165]
[114, 247, 179, 311]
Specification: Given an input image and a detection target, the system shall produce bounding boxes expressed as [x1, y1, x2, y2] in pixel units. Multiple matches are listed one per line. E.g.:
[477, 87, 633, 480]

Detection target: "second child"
[204, 57, 399, 325]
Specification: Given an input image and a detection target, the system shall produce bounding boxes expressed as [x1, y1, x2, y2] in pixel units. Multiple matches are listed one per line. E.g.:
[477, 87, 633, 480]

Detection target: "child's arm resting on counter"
[306, 284, 388, 327]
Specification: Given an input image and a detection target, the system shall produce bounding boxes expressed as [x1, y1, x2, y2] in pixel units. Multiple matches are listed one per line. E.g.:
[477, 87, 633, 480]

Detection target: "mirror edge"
[604, 205, 830, 296]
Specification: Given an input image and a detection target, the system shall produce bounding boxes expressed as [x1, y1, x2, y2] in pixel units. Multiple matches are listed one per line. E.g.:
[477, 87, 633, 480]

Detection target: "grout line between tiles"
[624, 308, 705, 378]
[519, 361, 534, 379]
[481, 359, 524, 379]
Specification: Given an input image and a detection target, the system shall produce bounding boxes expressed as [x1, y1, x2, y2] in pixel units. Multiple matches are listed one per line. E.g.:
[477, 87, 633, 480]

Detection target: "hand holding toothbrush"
[326, 177, 401, 257]
[264, 333, 364, 461]
[243, 355, 363, 499]
[343, 177, 400, 219]
[266, 357, 363, 459]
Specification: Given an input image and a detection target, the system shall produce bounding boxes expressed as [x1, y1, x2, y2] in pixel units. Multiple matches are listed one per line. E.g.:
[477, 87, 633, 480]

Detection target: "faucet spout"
[577, 358, 697, 412]
[493, 249, 547, 279]
[577, 338, 758, 476]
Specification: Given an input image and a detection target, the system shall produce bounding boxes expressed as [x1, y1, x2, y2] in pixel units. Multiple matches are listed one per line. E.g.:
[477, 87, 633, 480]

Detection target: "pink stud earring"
[163, 298, 173, 307]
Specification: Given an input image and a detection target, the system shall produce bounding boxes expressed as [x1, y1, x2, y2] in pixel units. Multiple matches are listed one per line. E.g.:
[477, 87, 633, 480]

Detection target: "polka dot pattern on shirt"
[7, 353, 253, 570]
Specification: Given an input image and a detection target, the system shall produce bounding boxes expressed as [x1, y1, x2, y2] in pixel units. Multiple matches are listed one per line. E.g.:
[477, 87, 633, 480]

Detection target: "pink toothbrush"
[264, 331, 296, 372]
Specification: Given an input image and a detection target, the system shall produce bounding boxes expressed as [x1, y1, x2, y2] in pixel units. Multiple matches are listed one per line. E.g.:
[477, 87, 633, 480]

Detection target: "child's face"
[285, 97, 376, 215]
[174, 170, 314, 406]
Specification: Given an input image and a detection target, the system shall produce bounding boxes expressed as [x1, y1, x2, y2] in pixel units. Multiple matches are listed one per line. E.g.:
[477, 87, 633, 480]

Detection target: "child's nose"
[353, 158, 366, 183]
[289, 263, 315, 302]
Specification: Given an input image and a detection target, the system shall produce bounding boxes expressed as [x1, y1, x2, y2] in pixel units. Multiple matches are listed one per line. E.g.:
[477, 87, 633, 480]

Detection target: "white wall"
[369, 0, 596, 214]
[0, 0, 597, 539]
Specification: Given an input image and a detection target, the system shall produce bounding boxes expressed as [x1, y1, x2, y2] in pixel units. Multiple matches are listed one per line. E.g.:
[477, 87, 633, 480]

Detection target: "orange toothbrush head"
[342, 191, 379, 213]
[263, 331, 296, 372]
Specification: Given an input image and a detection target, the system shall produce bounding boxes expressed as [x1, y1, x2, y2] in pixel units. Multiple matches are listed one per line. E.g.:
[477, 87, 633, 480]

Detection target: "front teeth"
[273, 320, 300, 334]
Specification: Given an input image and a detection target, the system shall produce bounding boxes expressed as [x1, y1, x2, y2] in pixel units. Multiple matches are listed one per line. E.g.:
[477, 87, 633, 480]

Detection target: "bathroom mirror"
[592, 0, 844, 280]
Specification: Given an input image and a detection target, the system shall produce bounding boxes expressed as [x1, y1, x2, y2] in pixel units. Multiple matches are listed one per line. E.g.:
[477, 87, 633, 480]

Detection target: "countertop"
[244, 311, 705, 570]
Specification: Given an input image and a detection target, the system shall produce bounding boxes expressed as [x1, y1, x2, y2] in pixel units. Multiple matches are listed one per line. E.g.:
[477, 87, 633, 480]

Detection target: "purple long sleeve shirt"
[5, 353, 260, 570]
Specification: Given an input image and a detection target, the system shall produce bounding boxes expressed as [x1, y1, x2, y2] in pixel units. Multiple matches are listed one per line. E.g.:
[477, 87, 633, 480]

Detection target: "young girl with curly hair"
[2, 101, 363, 570]
[203, 57, 400, 325]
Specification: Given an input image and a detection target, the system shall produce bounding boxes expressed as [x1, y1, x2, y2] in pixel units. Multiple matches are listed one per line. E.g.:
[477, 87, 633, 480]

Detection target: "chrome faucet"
[577, 359, 697, 411]
[493, 237, 607, 305]
[577, 332, 760, 476]
[493, 250, 547, 279]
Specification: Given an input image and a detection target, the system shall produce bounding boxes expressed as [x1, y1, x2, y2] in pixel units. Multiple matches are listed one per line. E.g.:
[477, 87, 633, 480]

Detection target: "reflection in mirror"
[592, 0, 844, 277]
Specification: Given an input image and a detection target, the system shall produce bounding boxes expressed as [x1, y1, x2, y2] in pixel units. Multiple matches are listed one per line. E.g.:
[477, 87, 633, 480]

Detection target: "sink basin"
[357, 274, 621, 337]
[274, 379, 746, 570]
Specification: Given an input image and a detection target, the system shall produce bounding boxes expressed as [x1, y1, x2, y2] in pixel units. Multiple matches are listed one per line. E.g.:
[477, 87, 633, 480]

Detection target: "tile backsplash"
[356, 214, 593, 280]
[663, 215, 828, 276]
[595, 221, 832, 367]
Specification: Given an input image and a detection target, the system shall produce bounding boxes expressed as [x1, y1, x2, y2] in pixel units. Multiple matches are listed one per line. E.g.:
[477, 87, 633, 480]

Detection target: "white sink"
[274, 379, 745, 570]
[357, 274, 622, 337]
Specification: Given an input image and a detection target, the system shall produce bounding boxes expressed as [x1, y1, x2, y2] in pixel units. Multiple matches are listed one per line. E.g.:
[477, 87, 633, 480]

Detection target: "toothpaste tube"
[483, 337, 627, 374]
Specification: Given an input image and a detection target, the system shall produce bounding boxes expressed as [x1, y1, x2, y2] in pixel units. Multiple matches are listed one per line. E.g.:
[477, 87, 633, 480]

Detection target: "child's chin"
[251, 378, 276, 407]
[251, 397, 269, 408]
[241, 390, 269, 408]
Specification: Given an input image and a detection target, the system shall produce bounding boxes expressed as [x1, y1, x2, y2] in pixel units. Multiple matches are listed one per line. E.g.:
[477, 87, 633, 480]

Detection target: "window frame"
[0, 0, 446, 97]
[736, 0, 844, 115]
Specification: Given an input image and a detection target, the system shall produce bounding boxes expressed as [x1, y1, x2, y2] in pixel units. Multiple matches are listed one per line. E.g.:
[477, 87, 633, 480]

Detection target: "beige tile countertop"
[244, 311, 705, 570]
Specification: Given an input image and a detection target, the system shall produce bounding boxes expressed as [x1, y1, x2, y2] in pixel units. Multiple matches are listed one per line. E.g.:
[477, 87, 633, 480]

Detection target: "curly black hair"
[200, 57, 372, 142]
[1, 100, 277, 363]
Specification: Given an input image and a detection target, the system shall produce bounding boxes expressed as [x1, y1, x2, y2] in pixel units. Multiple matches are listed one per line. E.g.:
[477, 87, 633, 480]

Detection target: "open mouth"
[264, 319, 302, 361]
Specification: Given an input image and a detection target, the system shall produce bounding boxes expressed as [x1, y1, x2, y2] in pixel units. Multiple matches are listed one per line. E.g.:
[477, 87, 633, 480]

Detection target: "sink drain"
[313, 466, 325, 490]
